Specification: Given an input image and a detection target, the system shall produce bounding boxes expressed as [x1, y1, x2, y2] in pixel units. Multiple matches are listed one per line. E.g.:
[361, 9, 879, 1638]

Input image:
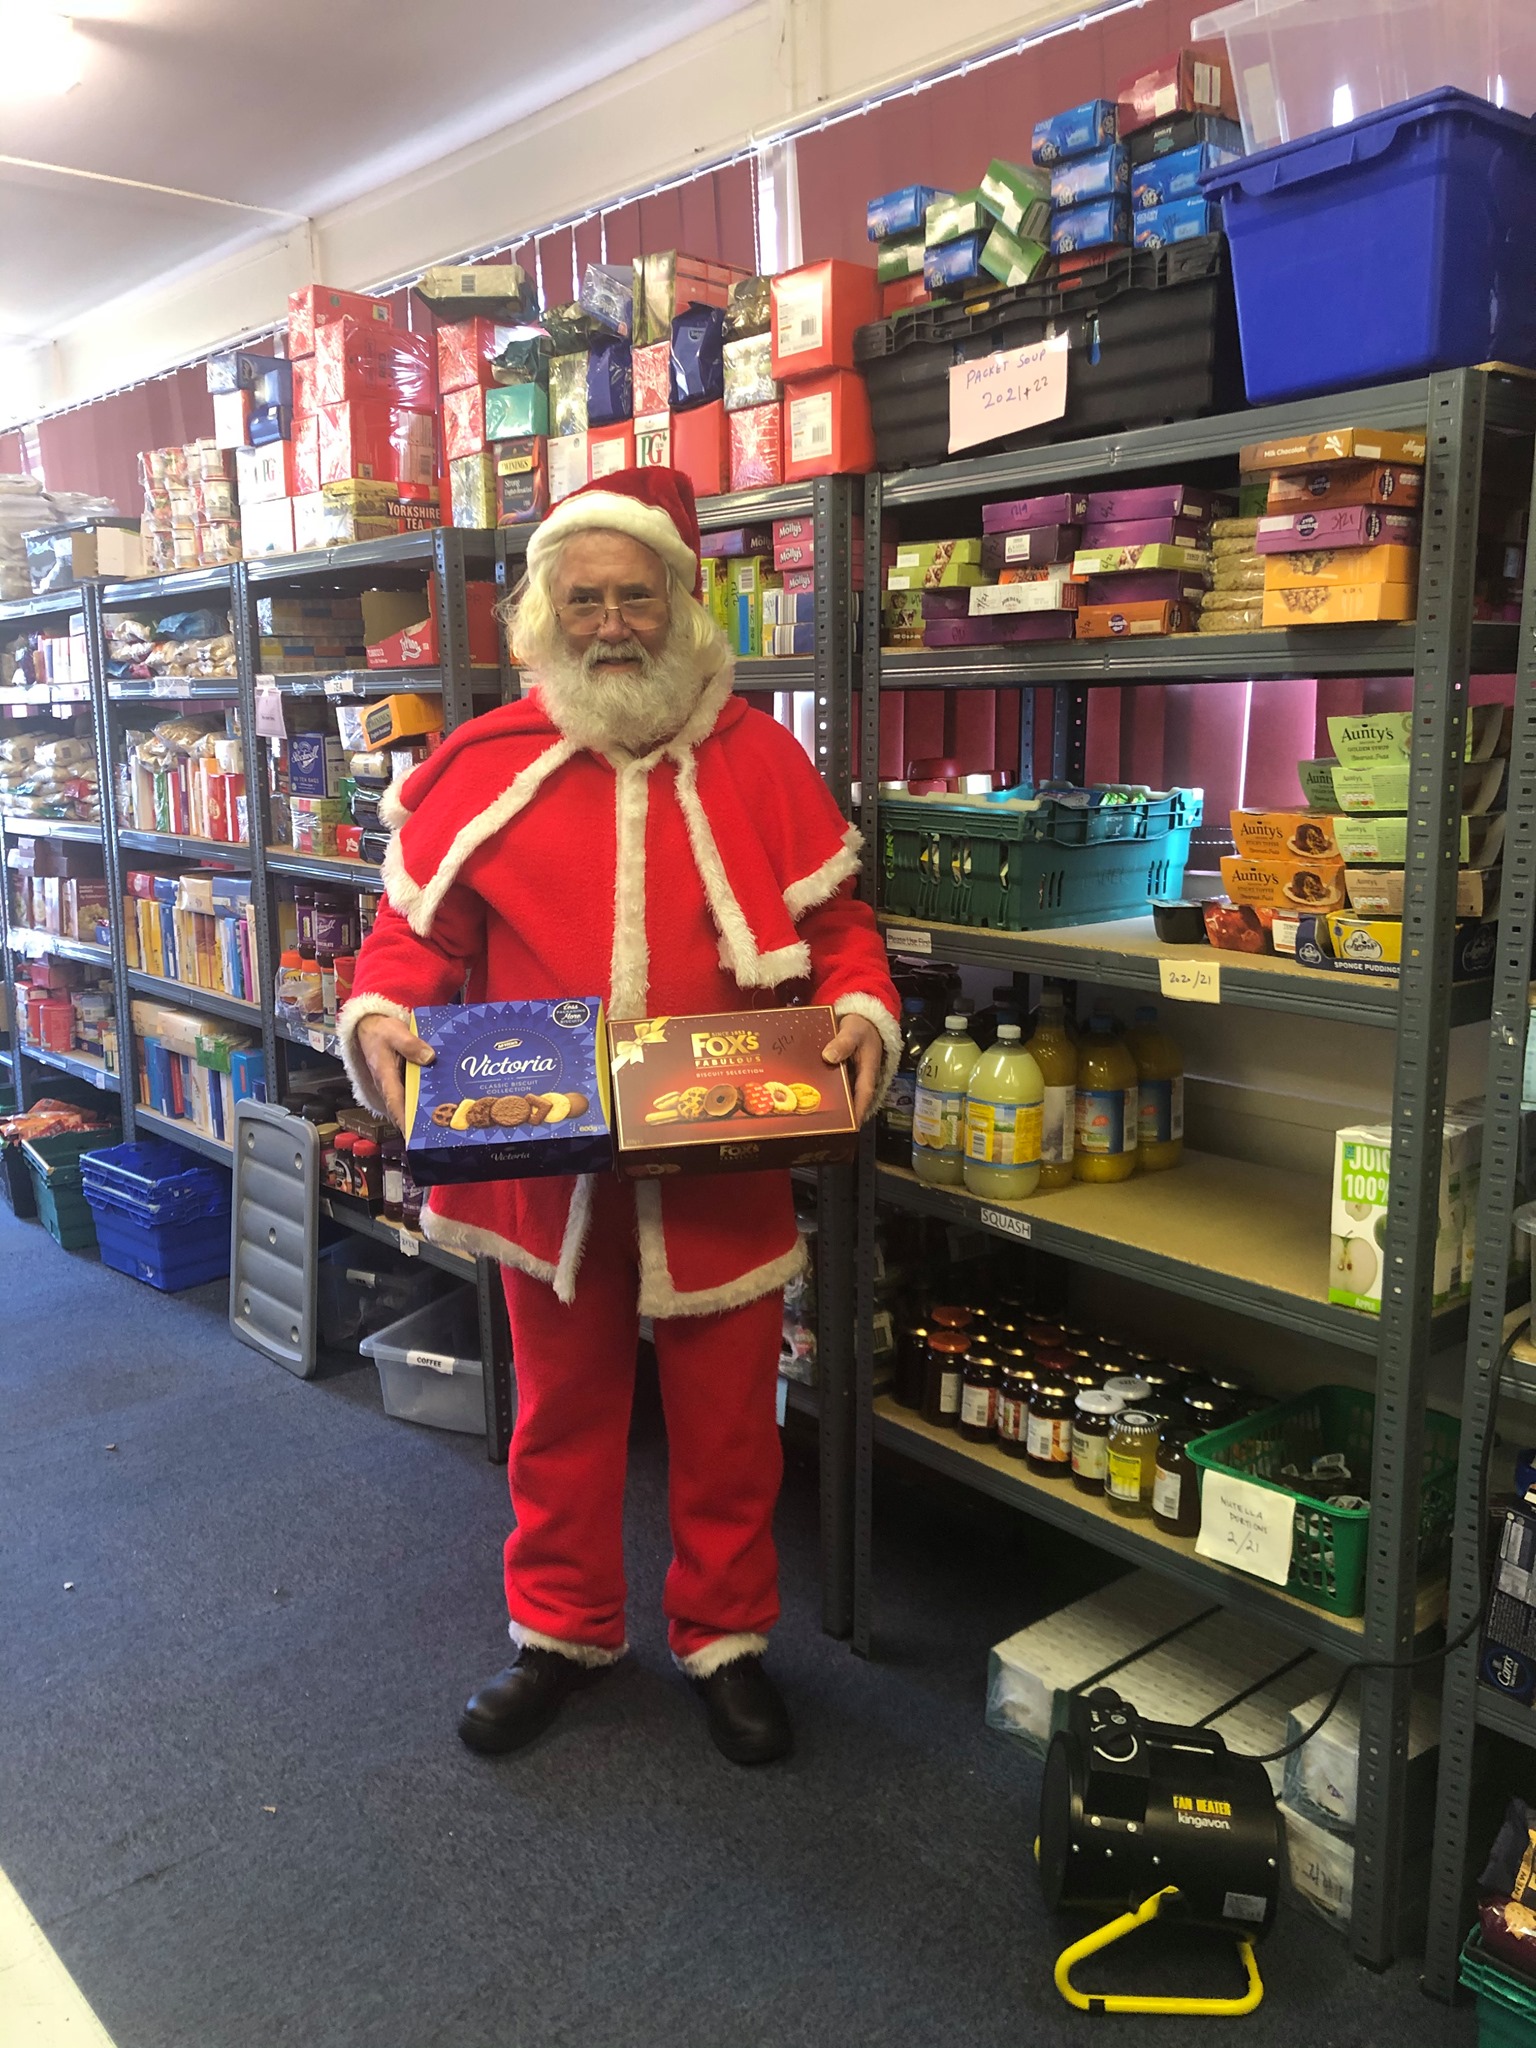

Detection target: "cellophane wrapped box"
[671, 402, 730, 499]
[288, 286, 392, 360]
[550, 353, 589, 437]
[318, 402, 435, 487]
[292, 415, 321, 498]
[635, 413, 671, 468]
[495, 439, 549, 525]
[632, 341, 671, 417]
[670, 304, 726, 410]
[632, 250, 749, 347]
[438, 318, 518, 394]
[449, 453, 496, 529]
[729, 405, 783, 491]
[313, 320, 436, 408]
[586, 339, 633, 427]
[723, 334, 778, 414]
[484, 383, 549, 440]
[443, 386, 488, 462]
[549, 434, 588, 503]
[580, 262, 633, 338]
[587, 421, 636, 480]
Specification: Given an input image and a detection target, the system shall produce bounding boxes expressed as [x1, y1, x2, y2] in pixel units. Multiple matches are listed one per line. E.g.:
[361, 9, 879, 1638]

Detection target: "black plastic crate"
[854, 238, 1245, 471]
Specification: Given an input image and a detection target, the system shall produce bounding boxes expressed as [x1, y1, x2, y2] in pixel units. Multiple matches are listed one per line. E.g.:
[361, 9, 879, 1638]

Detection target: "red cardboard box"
[288, 286, 393, 360]
[881, 276, 930, 316]
[729, 405, 783, 492]
[587, 420, 637, 482]
[1115, 43, 1239, 133]
[363, 579, 501, 669]
[770, 260, 880, 380]
[632, 341, 671, 418]
[671, 401, 730, 499]
[291, 413, 321, 498]
[317, 402, 436, 487]
[292, 356, 316, 417]
[313, 319, 436, 409]
[443, 386, 488, 462]
[784, 372, 874, 481]
[437, 317, 517, 395]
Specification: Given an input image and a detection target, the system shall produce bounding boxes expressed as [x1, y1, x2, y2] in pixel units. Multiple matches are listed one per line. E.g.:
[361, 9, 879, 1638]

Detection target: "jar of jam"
[1026, 1375, 1075, 1478]
[332, 1129, 357, 1195]
[996, 1364, 1036, 1458]
[922, 1331, 969, 1429]
[1071, 1389, 1120, 1495]
[1106, 1410, 1161, 1517]
[988, 1317, 1021, 1346]
[1152, 1421, 1202, 1537]
[930, 1304, 974, 1336]
[894, 1322, 929, 1410]
[1094, 1337, 1133, 1372]
[1065, 1346, 1107, 1390]
[1209, 1374, 1247, 1403]
[1024, 1320, 1066, 1350]
[1181, 1385, 1235, 1432]
[1034, 1343, 1075, 1376]
[353, 1136, 382, 1208]
[1101, 1374, 1152, 1409]
[959, 1352, 1001, 1443]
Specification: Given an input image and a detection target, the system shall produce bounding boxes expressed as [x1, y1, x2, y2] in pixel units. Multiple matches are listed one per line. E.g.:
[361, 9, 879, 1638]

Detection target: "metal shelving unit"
[854, 368, 1536, 1972]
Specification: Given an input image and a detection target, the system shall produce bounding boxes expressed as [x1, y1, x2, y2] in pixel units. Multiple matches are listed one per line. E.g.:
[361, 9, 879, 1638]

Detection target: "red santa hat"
[525, 466, 702, 600]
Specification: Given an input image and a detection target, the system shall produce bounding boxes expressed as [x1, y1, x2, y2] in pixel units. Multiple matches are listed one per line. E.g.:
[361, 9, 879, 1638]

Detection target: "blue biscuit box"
[1132, 196, 1222, 248]
[1031, 99, 1117, 167]
[867, 184, 948, 241]
[1131, 142, 1240, 211]
[1049, 145, 1129, 208]
[405, 998, 613, 1184]
[923, 234, 986, 291]
[1049, 199, 1130, 255]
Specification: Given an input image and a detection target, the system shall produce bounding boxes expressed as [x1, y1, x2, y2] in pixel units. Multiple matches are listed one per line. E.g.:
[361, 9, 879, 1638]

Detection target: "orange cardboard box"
[882, 276, 930, 316]
[671, 401, 731, 499]
[1219, 853, 1347, 911]
[1263, 544, 1419, 590]
[1076, 599, 1192, 638]
[1229, 809, 1341, 860]
[1240, 427, 1427, 472]
[288, 285, 392, 360]
[317, 401, 436, 488]
[771, 260, 880, 380]
[1116, 41, 1239, 133]
[1261, 583, 1418, 627]
[609, 1006, 858, 1177]
[1266, 463, 1423, 513]
[784, 372, 875, 481]
[587, 420, 637, 482]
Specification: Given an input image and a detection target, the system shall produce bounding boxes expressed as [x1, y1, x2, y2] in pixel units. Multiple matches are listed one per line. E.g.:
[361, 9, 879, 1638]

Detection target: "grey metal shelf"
[318, 1191, 475, 1278]
[7, 928, 111, 968]
[735, 655, 815, 689]
[132, 1104, 233, 1162]
[276, 1014, 340, 1061]
[126, 969, 261, 1026]
[696, 482, 816, 528]
[100, 567, 233, 610]
[1474, 1688, 1536, 1748]
[21, 1043, 119, 1091]
[117, 830, 251, 866]
[0, 813, 102, 842]
[264, 848, 384, 891]
[243, 526, 499, 586]
[107, 679, 240, 702]
[0, 586, 85, 626]
[262, 664, 501, 699]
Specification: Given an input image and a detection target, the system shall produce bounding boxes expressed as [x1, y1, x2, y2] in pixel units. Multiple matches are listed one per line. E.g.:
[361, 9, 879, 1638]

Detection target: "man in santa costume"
[341, 467, 900, 1766]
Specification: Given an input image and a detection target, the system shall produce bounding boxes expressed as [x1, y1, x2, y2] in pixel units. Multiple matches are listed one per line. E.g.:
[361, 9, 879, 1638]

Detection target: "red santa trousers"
[500, 1171, 785, 1668]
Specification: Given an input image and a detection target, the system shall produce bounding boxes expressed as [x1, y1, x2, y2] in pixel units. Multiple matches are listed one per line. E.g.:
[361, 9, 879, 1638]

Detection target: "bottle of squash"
[1025, 987, 1077, 1190]
[1074, 1013, 1139, 1183]
[1126, 1003, 1185, 1173]
[963, 1024, 1044, 1200]
[912, 1014, 980, 1187]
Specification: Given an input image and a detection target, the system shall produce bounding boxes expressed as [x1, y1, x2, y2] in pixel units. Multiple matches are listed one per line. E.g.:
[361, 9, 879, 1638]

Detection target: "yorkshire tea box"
[1329, 1113, 1479, 1313]
[404, 998, 613, 1184]
[609, 1006, 858, 1176]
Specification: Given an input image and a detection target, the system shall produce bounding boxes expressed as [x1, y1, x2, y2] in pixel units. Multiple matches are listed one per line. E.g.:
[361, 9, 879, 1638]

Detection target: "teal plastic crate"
[1461, 1928, 1536, 2047]
[879, 787, 1202, 930]
[21, 1125, 121, 1252]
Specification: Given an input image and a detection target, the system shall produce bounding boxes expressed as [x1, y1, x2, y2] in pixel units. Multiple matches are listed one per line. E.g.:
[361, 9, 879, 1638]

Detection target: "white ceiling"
[0, 0, 752, 348]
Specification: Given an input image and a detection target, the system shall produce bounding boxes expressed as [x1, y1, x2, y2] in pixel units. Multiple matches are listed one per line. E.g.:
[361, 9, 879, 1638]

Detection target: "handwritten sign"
[885, 927, 932, 956]
[253, 677, 286, 740]
[1159, 957, 1222, 1004]
[949, 334, 1069, 455]
[1196, 1471, 1295, 1588]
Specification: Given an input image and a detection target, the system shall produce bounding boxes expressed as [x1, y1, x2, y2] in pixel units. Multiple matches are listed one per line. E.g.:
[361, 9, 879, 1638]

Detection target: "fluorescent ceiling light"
[0, 3, 82, 95]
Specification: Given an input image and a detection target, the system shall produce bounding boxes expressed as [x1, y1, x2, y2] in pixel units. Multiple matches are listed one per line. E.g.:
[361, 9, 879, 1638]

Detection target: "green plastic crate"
[1462, 1928, 1536, 2047]
[1186, 1384, 1459, 1618]
[21, 1126, 122, 1252]
[879, 788, 1202, 931]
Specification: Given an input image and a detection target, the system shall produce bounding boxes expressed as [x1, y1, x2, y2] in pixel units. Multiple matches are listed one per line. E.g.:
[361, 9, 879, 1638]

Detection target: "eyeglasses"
[556, 598, 668, 630]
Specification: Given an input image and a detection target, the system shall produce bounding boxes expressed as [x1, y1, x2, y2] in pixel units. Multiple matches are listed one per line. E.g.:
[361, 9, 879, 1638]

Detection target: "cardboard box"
[609, 1006, 857, 1176]
[1073, 542, 1209, 575]
[212, 389, 252, 450]
[548, 434, 588, 503]
[485, 383, 549, 441]
[549, 353, 588, 438]
[634, 412, 671, 470]
[1049, 145, 1129, 207]
[881, 276, 931, 316]
[631, 340, 671, 417]
[241, 498, 296, 556]
[867, 185, 948, 240]
[291, 414, 321, 498]
[784, 373, 874, 481]
[495, 439, 549, 526]
[235, 442, 295, 506]
[977, 157, 1052, 239]
[1345, 865, 1498, 918]
[984, 492, 1089, 533]
[1116, 44, 1238, 135]
[405, 998, 613, 1185]
[416, 263, 535, 321]
[981, 526, 1081, 572]
[632, 250, 747, 349]
[1131, 142, 1241, 209]
[729, 405, 783, 492]
[317, 401, 435, 487]
[1327, 704, 1507, 767]
[923, 236, 987, 291]
[979, 222, 1049, 288]
[1229, 809, 1342, 860]
[587, 421, 637, 482]
[1256, 507, 1420, 554]
[1081, 515, 1208, 550]
[334, 693, 445, 749]
[1329, 757, 1505, 814]
[1265, 545, 1419, 592]
[1332, 811, 1503, 865]
[449, 451, 496, 529]
[770, 261, 880, 380]
[1303, 912, 1497, 980]
[969, 573, 1079, 616]
[1050, 199, 1130, 253]
[722, 333, 777, 414]
[1076, 599, 1192, 637]
[1262, 583, 1417, 627]
[1329, 1111, 1479, 1311]
[924, 189, 990, 244]
[436, 318, 522, 395]
[313, 320, 436, 409]
[1086, 484, 1220, 523]
[876, 236, 926, 283]
[1267, 464, 1423, 513]
[288, 732, 347, 799]
[288, 286, 391, 360]
[1128, 110, 1243, 163]
[1133, 196, 1221, 245]
[1219, 853, 1347, 910]
[1031, 100, 1117, 166]
[1481, 1502, 1536, 1704]
[1243, 427, 1428, 472]
[670, 401, 730, 500]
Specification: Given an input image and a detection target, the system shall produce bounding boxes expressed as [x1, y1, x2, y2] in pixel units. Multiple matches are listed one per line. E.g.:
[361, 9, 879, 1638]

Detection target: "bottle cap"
[280, 949, 300, 966]
[996, 1023, 1022, 1041]
[944, 1013, 968, 1031]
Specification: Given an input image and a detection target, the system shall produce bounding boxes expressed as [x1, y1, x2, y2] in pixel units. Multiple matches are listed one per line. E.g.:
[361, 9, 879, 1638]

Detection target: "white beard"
[533, 633, 711, 758]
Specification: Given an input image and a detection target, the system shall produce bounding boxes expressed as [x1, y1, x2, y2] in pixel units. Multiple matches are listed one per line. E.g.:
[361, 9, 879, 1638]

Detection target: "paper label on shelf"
[92, 1067, 111, 1089]
[406, 1347, 456, 1375]
[324, 674, 360, 699]
[1159, 957, 1221, 1004]
[949, 334, 1069, 455]
[885, 927, 932, 956]
[776, 1375, 789, 1427]
[397, 1229, 420, 1258]
[977, 1205, 1031, 1240]
[1195, 1471, 1295, 1587]
[152, 678, 185, 697]
[254, 677, 286, 739]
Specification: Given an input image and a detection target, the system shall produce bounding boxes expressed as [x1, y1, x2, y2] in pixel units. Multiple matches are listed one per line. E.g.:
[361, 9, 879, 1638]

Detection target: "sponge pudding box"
[404, 998, 613, 1183]
[609, 1006, 858, 1176]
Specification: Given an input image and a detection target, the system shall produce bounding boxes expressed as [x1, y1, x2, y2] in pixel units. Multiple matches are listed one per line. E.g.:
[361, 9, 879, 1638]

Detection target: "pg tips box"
[1330, 1114, 1480, 1313]
[404, 998, 613, 1184]
[609, 1006, 858, 1176]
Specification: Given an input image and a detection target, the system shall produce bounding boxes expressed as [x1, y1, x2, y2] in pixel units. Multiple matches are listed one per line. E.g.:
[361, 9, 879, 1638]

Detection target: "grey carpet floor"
[0, 1197, 1474, 2047]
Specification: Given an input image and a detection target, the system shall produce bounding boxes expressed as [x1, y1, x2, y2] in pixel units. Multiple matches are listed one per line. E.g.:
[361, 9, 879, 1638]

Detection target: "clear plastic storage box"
[358, 1286, 485, 1434]
[1191, 0, 1536, 152]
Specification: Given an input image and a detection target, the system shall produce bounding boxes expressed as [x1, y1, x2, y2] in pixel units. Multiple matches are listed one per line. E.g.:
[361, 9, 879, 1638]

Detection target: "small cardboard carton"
[1328, 1111, 1479, 1312]
[1219, 853, 1347, 911]
[609, 1006, 858, 1176]
[1327, 705, 1509, 768]
[1228, 809, 1340, 861]
[1241, 427, 1427, 472]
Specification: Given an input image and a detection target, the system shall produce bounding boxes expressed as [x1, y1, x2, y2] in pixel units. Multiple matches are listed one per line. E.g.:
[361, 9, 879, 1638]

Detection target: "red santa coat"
[340, 666, 900, 1316]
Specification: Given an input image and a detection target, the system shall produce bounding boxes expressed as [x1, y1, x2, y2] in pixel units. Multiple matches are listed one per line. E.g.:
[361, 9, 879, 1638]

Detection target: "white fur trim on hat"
[527, 490, 697, 591]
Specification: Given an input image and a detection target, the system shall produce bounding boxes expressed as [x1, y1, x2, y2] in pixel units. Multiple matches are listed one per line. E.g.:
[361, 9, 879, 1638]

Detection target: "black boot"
[689, 1655, 793, 1765]
[458, 1645, 610, 1756]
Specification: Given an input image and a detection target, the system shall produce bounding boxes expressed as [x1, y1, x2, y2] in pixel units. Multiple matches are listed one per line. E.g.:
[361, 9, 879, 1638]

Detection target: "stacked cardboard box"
[131, 997, 265, 1144]
[1250, 428, 1426, 628]
[122, 868, 258, 1004]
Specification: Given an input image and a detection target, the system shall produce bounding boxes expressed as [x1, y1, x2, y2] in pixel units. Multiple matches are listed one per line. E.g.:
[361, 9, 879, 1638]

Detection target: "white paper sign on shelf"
[253, 677, 286, 739]
[1195, 1471, 1296, 1587]
[324, 674, 360, 699]
[1158, 957, 1222, 1004]
[949, 333, 1070, 455]
[397, 1229, 420, 1259]
[885, 927, 933, 956]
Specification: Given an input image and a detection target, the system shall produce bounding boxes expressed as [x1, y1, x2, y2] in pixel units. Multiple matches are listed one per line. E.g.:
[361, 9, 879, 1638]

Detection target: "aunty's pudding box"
[609, 1006, 859, 1176]
[404, 998, 614, 1183]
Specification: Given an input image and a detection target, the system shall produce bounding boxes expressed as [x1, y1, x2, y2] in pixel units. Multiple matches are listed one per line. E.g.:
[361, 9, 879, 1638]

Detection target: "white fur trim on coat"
[632, 1181, 807, 1318]
[676, 1632, 770, 1679]
[422, 1179, 594, 1309]
[384, 736, 578, 936]
[336, 993, 417, 1115]
[609, 760, 653, 1017]
[672, 748, 812, 990]
[378, 776, 410, 830]
[832, 991, 903, 1113]
[509, 1621, 627, 1668]
[527, 490, 697, 594]
[783, 826, 864, 921]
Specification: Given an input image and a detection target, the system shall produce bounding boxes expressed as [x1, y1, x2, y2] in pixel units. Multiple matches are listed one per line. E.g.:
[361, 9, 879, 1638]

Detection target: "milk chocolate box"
[405, 998, 613, 1184]
[610, 1006, 858, 1176]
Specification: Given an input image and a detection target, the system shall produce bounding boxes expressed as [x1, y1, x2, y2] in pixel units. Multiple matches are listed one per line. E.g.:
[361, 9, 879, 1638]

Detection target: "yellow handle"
[1054, 1887, 1265, 2018]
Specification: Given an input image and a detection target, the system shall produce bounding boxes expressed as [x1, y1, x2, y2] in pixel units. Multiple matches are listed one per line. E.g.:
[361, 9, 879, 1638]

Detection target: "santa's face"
[551, 532, 671, 676]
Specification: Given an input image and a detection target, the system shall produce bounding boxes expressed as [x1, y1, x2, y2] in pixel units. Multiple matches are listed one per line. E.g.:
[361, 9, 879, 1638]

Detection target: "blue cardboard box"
[1049, 144, 1129, 208]
[867, 185, 947, 241]
[1131, 143, 1241, 211]
[1132, 196, 1222, 247]
[405, 998, 613, 1184]
[288, 731, 347, 798]
[1049, 199, 1130, 254]
[923, 234, 986, 292]
[1031, 99, 1117, 167]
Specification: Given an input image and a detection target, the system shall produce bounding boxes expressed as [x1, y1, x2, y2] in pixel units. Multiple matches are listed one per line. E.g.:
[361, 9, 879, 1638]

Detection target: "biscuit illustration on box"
[405, 998, 612, 1184]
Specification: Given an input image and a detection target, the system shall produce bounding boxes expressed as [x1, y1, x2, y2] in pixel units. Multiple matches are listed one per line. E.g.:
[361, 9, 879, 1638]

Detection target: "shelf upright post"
[230, 560, 281, 1095]
[0, 806, 17, 1105]
[1051, 684, 1088, 783]
[1423, 425, 1536, 1998]
[1354, 367, 1489, 1971]
[82, 578, 135, 1133]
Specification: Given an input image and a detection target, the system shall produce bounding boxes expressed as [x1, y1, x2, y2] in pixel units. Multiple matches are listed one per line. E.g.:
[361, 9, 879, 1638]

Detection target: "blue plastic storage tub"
[1203, 88, 1536, 401]
[80, 1138, 232, 1291]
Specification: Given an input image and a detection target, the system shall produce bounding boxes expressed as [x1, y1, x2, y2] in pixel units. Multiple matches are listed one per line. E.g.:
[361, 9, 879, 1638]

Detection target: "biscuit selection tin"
[609, 1006, 859, 1176]
[404, 998, 613, 1184]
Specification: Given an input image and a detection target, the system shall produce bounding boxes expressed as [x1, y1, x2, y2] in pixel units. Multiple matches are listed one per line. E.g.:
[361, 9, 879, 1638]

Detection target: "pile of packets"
[140, 440, 241, 573]
[104, 608, 236, 682]
[13, 954, 116, 1068]
[266, 689, 441, 863]
[120, 714, 247, 846]
[4, 614, 91, 692]
[131, 997, 265, 1146]
[0, 727, 98, 822]
[123, 866, 259, 1007]
[698, 517, 864, 660]
[7, 826, 108, 945]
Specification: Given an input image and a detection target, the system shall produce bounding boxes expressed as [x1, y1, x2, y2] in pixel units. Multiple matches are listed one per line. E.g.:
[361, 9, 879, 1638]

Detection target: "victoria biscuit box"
[404, 998, 613, 1184]
[609, 1006, 858, 1176]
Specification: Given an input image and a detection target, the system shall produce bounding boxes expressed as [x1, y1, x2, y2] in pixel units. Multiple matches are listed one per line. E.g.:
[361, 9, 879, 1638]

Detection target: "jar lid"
[965, 1350, 999, 1370]
[1076, 1389, 1119, 1416]
[926, 1331, 970, 1355]
[1114, 1409, 1161, 1435]
[930, 1304, 974, 1328]
[1102, 1375, 1152, 1403]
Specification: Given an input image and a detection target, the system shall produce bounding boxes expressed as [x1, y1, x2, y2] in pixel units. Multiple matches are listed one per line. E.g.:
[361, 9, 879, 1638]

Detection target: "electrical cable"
[1241, 1325, 1516, 1766]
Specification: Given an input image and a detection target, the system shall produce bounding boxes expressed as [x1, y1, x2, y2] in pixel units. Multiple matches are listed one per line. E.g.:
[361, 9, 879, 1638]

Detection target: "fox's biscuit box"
[405, 999, 613, 1184]
[610, 1006, 858, 1176]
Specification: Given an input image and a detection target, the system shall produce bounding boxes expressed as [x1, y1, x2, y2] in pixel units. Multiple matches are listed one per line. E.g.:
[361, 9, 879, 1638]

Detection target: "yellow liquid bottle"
[1073, 1014, 1139, 1183]
[913, 1014, 980, 1187]
[1026, 988, 1078, 1191]
[1126, 1002, 1185, 1173]
[963, 1024, 1044, 1200]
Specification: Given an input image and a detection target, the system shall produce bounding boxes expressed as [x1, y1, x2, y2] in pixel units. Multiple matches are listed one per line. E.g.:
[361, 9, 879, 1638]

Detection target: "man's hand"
[821, 1012, 886, 1127]
[354, 1012, 435, 1129]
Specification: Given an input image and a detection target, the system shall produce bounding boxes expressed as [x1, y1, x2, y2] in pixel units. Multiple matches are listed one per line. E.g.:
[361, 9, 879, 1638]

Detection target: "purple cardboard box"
[1255, 507, 1421, 554]
[1079, 515, 1207, 549]
[1083, 571, 1210, 604]
[918, 588, 975, 619]
[1084, 484, 1223, 523]
[980, 525, 1081, 572]
[923, 612, 1075, 647]
[982, 492, 1089, 533]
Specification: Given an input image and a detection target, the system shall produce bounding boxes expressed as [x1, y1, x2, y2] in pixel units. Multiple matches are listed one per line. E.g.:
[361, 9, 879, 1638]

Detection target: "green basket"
[879, 788, 1202, 931]
[1186, 1384, 1459, 1618]
[1462, 1928, 1536, 2047]
[21, 1126, 121, 1253]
